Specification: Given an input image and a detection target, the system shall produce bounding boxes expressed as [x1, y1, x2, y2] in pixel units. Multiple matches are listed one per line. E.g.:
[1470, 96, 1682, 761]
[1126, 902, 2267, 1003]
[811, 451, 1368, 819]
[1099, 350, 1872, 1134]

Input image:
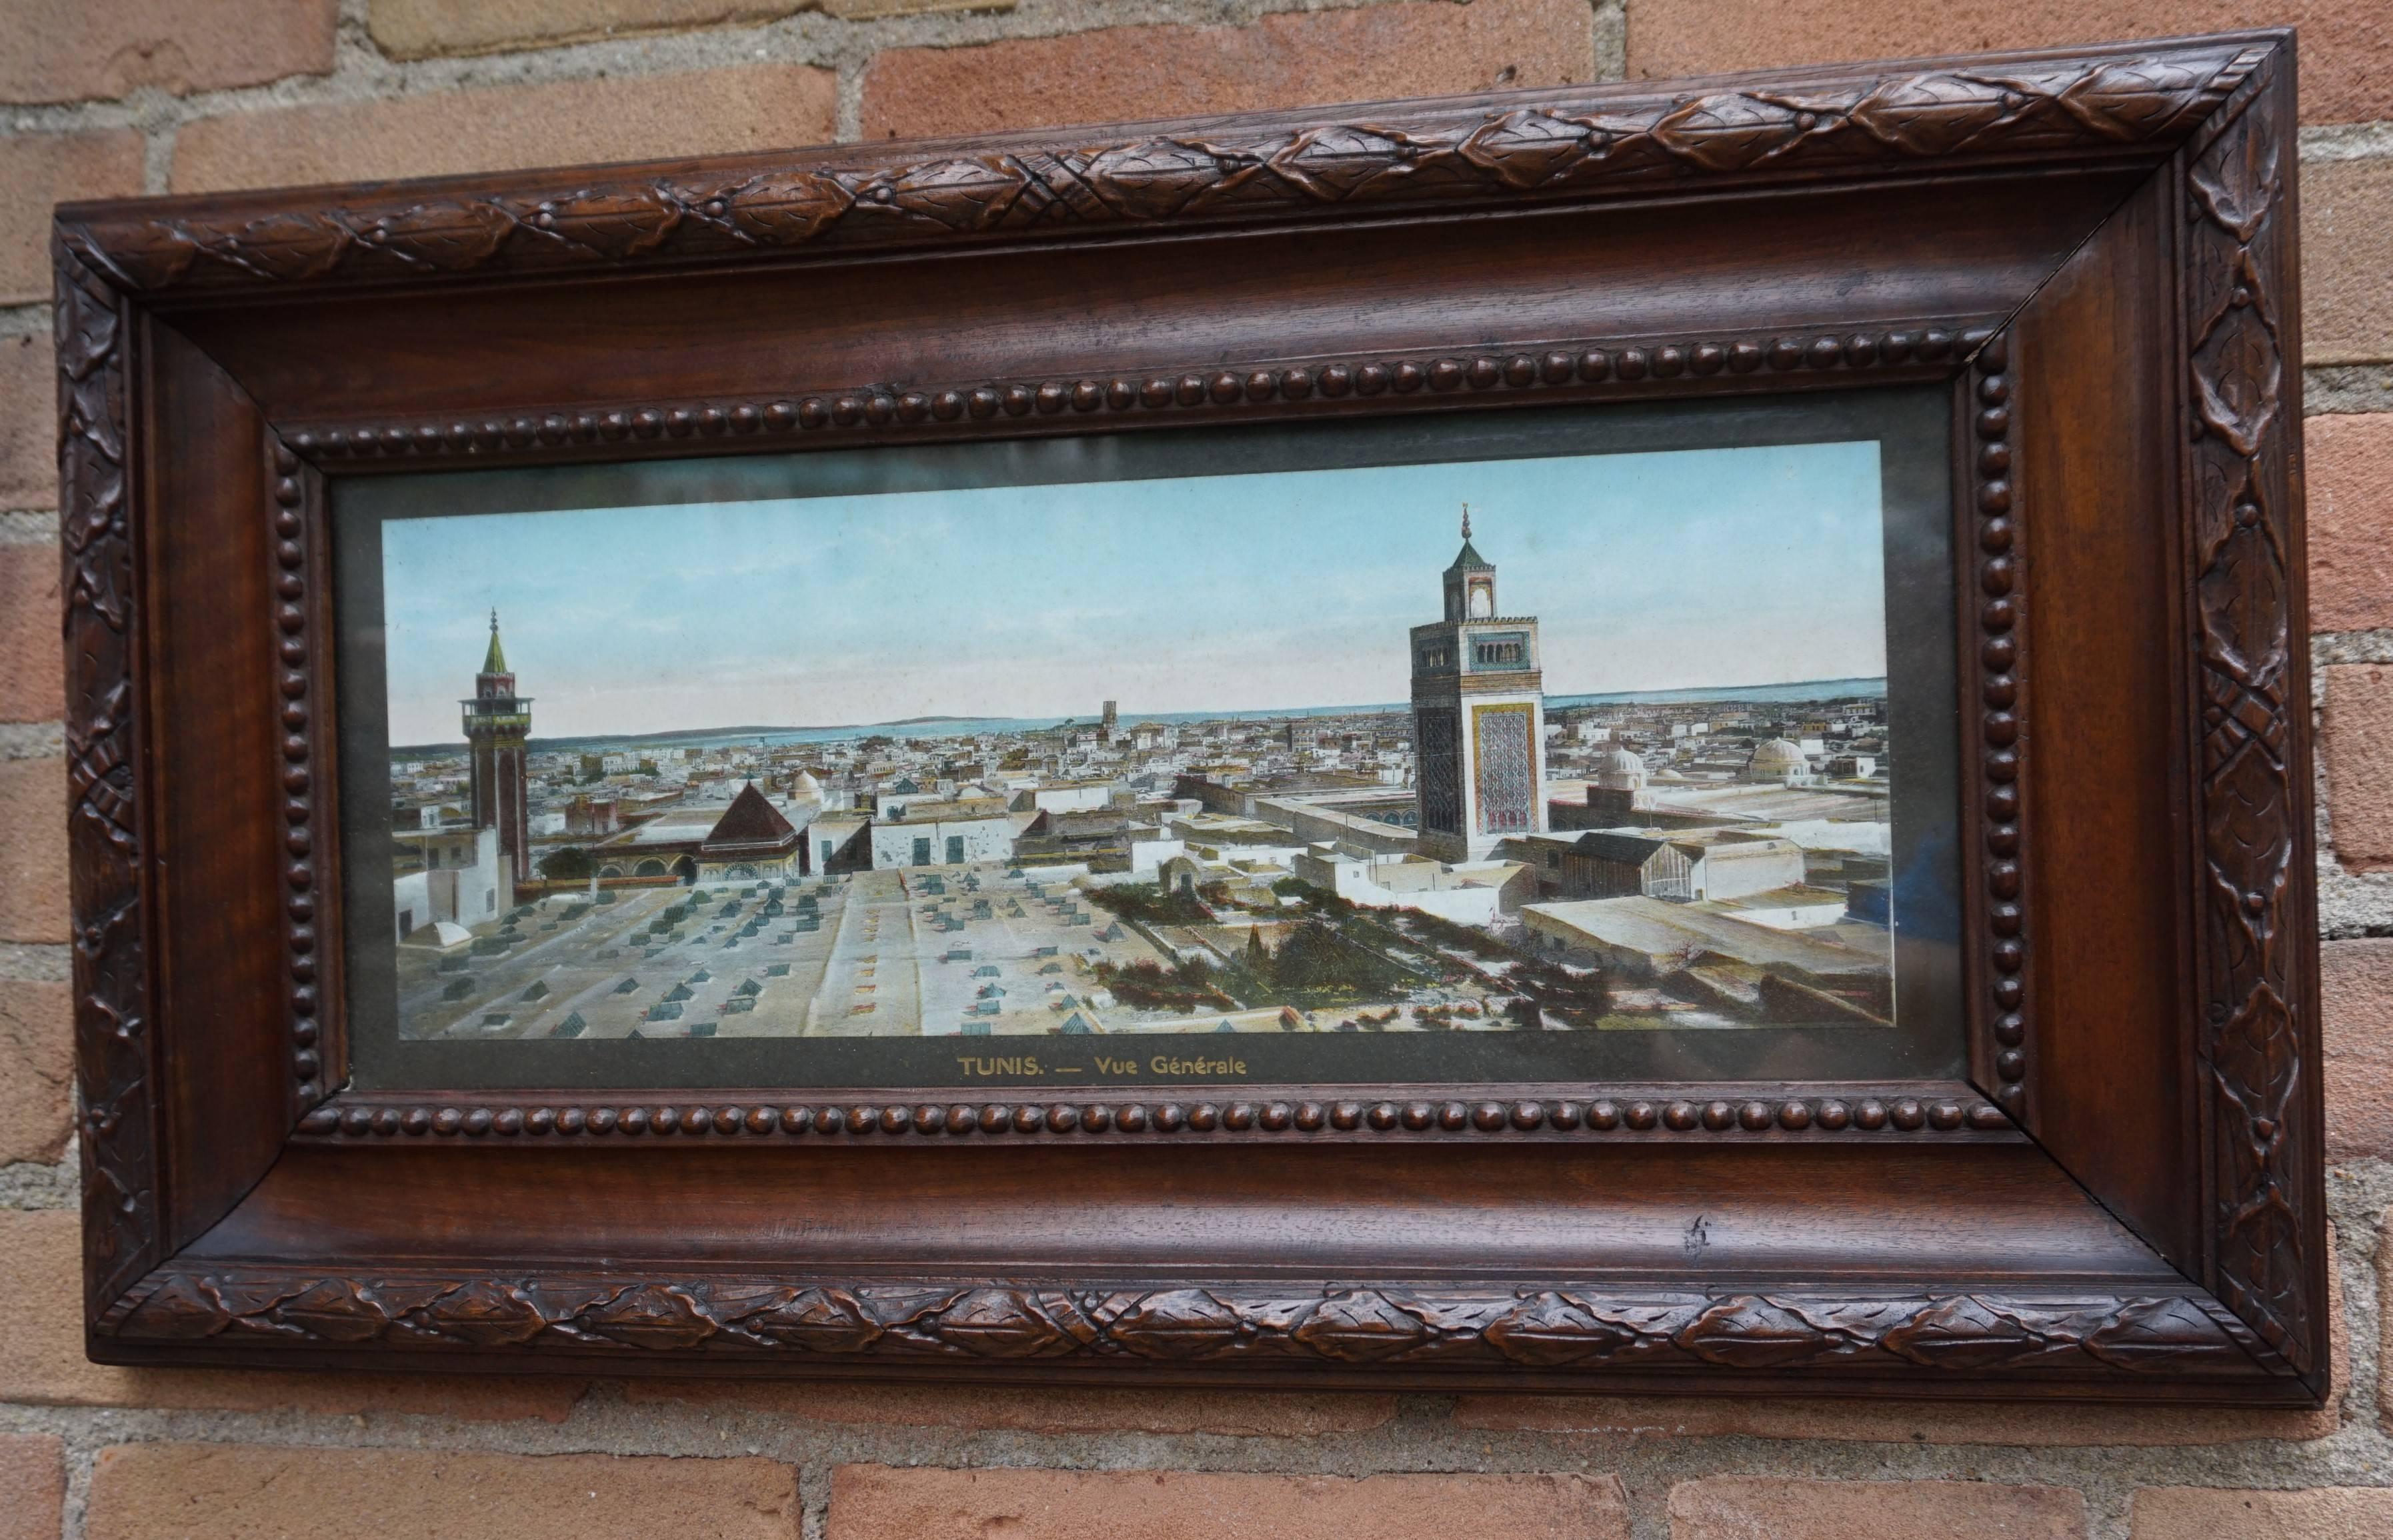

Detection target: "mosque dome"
[1595, 747, 1646, 789]
[790, 768, 823, 799]
[1750, 738, 1808, 771]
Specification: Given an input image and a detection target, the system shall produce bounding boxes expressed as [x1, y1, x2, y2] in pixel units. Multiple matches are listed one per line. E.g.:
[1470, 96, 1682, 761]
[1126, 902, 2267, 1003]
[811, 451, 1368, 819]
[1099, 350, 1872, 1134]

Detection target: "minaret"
[1410, 511, 1546, 863]
[461, 610, 533, 887]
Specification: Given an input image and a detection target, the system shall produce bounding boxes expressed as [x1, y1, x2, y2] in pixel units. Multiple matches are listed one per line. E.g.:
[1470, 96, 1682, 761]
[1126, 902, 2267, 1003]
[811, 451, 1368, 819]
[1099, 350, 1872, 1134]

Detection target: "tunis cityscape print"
[378, 439, 1901, 1045]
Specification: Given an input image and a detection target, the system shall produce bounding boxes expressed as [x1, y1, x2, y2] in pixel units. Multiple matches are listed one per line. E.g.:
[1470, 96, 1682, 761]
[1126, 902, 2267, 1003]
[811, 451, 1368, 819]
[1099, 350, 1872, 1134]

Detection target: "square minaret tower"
[1411, 512, 1546, 863]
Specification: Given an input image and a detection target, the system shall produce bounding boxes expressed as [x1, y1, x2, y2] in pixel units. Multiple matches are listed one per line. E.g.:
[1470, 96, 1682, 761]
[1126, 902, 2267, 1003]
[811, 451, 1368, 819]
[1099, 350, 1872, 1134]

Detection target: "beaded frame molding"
[57, 32, 2323, 1399]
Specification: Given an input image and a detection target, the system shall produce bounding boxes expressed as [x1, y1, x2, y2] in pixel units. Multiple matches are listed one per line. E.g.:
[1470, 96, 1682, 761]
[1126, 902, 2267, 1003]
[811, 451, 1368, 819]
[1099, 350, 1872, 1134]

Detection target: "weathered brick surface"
[0, 541, 63, 724]
[0, 1211, 587, 1420]
[1460, 1388, 2334, 1445]
[86, 1444, 797, 1540]
[1623, 0, 2389, 125]
[0, 0, 335, 105]
[2381, 1227, 2393, 1429]
[2132, 1486, 2393, 1537]
[827, 1467, 1630, 1539]
[2374, 1224, 2393, 1435]
[2326, 939, 2393, 1159]
[5, 0, 2393, 1525]
[2311, 414, 2393, 633]
[370, 0, 814, 60]
[2308, 159, 2393, 367]
[0, 757, 67, 944]
[0, 130, 146, 307]
[2326, 665, 2393, 871]
[0, 979, 72, 1167]
[822, 0, 1010, 20]
[172, 65, 839, 193]
[629, 1378, 1396, 1435]
[860, 0, 1596, 140]
[0, 334, 56, 514]
[1670, 1478, 2086, 1538]
[0, 1437, 64, 1540]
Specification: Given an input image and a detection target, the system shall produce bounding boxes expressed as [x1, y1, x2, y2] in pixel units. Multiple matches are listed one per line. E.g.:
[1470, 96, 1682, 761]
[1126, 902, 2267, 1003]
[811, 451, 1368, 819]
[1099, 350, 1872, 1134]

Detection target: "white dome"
[1750, 738, 1807, 769]
[1595, 747, 1646, 789]
[791, 769, 823, 797]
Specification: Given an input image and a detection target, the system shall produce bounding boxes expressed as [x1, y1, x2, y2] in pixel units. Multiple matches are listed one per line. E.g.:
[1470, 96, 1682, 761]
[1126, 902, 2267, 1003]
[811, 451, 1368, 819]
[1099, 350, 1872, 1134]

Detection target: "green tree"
[539, 847, 593, 880]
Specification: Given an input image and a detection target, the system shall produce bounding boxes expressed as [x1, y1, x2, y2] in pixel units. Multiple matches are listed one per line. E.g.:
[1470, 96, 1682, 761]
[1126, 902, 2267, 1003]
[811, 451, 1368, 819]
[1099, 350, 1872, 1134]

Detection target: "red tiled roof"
[699, 783, 798, 853]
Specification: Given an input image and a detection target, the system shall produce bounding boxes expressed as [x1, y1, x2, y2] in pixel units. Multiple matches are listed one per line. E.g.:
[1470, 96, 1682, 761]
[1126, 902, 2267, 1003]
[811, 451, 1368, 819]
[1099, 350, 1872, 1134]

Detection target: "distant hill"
[389, 679, 1887, 757]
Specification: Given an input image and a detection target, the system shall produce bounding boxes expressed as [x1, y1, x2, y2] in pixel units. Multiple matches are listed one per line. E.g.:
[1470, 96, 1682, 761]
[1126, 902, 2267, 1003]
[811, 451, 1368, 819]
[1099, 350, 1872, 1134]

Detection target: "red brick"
[828, 1467, 1628, 1540]
[87, 1444, 795, 1540]
[171, 65, 838, 194]
[0, 541, 62, 723]
[2380, 1225, 2393, 1429]
[2308, 159, 2393, 369]
[861, 0, 1596, 140]
[629, 1377, 1395, 1435]
[0, 980, 72, 1167]
[2326, 665, 2393, 871]
[0, 1437, 63, 1540]
[369, 0, 813, 60]
[0, 0, 333, 105]
[1460, 1390, 2332, 1445]
[1670, 1478, 2086, 1539]
[2132, 1486, 2393, 1538]
[0, 756, 66, 944]
[0, 131, 147, 307]
[2326, 939, 2393, 1159]
[2310, 415, 2393, 632]
[1624, 0, 2389, 126]
[0, 1211, 587, 1421]
[0, 334, 55, 513]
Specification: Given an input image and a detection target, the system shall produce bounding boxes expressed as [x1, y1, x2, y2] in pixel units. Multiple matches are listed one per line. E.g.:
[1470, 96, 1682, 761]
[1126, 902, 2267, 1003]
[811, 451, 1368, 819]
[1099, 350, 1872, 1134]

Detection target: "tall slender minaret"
[1410, 511, 1546, 863]
[461, 610, 533, 886]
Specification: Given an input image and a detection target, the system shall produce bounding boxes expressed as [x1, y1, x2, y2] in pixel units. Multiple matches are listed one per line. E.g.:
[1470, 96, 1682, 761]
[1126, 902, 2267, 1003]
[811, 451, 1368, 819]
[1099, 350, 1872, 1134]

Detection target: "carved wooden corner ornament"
[57, 31, 2324, 1401]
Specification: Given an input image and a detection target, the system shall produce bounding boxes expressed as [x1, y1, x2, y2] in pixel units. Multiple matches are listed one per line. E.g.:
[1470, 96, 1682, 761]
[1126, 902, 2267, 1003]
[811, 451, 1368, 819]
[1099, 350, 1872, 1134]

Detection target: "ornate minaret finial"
[1461, 503, 1471, 540]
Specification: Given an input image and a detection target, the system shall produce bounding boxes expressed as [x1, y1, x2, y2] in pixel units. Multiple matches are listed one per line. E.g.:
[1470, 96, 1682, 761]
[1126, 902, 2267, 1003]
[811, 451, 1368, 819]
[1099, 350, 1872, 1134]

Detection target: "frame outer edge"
[50, 34, 2278, 299]
[62, 33, 2326, 1398]
[2178, 37, 2325, 1380]
[54, 235, 163, 1317]
[99, 1267, 2292, 1386]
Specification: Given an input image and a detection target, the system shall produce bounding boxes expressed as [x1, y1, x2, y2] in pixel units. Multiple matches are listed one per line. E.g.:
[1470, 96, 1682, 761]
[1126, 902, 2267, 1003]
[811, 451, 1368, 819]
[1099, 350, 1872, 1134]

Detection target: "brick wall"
[4, 1, 2392, 1535]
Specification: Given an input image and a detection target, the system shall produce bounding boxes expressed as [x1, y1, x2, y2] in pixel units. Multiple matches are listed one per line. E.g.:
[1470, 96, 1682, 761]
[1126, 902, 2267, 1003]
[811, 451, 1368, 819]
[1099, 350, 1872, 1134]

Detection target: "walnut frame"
[54, 31, 2325, 1400]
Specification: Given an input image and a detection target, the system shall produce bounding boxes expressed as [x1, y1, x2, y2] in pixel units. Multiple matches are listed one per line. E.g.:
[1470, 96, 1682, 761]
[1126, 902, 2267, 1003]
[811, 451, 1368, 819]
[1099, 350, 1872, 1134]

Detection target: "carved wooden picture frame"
[54, 29, 2324, 1401]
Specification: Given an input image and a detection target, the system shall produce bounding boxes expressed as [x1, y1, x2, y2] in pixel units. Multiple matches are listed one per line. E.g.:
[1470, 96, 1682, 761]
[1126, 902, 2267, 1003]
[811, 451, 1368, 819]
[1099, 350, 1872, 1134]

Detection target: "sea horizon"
[389, 676, 1888, 759]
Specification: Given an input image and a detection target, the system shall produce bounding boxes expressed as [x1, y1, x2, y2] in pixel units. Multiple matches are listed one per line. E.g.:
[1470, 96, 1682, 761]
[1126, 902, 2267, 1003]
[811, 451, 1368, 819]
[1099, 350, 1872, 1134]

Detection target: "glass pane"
[333, 389, 1962, 1091]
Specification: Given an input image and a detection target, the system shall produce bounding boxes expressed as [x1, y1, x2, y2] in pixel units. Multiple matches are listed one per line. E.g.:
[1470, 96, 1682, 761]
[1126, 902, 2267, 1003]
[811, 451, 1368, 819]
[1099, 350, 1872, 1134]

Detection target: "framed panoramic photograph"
[333, 390, 1961, 1091]
[55, 28, 2326, 1404]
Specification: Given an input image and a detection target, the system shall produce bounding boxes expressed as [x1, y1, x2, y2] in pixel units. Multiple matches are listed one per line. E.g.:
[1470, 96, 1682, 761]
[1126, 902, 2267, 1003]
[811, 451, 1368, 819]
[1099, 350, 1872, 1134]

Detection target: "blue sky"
[381, 439, 1886, 743]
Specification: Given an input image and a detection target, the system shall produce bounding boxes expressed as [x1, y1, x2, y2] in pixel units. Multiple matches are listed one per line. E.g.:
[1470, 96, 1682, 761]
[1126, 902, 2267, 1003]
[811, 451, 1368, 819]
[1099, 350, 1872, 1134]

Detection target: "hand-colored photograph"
[375, 439, 1901, 1043]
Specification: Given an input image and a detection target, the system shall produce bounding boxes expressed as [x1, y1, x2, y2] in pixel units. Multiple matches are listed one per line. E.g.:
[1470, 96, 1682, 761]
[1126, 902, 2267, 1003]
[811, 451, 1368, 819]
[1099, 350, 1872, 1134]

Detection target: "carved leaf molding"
[55, 239, 157, 1317]
[2184, 52, 2316, 1372]
[104, 1271, 2290, 1380]
[57, 45, 2266, 295]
